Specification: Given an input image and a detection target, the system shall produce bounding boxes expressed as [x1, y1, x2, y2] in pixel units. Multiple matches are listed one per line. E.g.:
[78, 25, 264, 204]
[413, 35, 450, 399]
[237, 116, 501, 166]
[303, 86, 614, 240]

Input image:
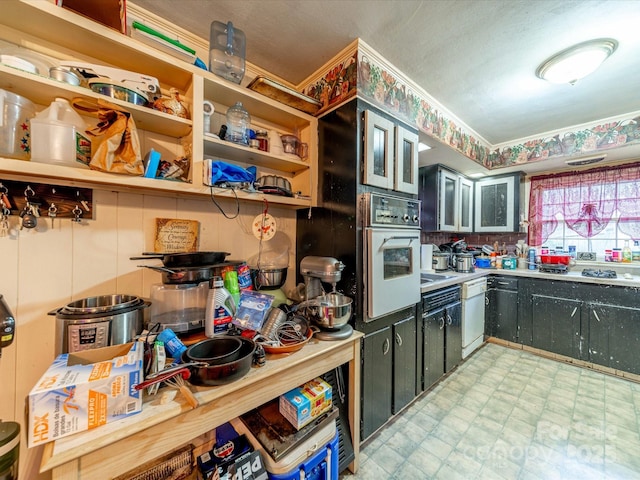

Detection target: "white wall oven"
[362, 193, 421, 321]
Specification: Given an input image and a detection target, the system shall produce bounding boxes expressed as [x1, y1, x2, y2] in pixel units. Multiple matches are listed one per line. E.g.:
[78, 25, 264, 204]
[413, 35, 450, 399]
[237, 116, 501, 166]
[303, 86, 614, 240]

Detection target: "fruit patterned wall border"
[300, 40, 640, 170]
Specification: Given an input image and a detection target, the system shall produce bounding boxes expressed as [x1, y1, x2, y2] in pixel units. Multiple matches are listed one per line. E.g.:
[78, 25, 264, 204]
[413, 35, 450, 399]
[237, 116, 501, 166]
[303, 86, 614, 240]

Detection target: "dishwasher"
[461, 277, 487, 358]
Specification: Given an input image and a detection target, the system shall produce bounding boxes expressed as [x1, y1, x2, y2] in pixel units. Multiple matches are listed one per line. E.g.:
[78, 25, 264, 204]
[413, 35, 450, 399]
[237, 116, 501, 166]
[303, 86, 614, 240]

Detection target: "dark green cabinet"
[422, 307, 445, 390]
[586, 303, 640, 373]
[393, 314, 418, 414]
[361, 326, 392, 439]
[445, 301, 462, 373]
[519, 277, 640, 374]
[530, 294, 581, 358]
[485, 276, 519, 342]
[360, 308, 418, 440]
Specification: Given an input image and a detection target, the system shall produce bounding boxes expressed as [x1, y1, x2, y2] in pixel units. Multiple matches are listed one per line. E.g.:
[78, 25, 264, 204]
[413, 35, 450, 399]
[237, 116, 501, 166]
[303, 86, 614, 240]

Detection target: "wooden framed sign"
[153, 218, 200, 253]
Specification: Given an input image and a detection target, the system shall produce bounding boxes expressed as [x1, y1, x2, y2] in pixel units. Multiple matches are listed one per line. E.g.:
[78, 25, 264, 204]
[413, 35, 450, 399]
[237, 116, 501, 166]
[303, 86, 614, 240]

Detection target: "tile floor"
[341, 343, 640, 479]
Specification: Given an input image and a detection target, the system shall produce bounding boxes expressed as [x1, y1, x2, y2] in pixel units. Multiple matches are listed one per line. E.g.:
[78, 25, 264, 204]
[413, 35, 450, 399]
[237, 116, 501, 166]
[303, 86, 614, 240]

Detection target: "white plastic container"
[205, 276, 236, 337]
[0, 88, 36, 160]
[30, 98, 91, 167]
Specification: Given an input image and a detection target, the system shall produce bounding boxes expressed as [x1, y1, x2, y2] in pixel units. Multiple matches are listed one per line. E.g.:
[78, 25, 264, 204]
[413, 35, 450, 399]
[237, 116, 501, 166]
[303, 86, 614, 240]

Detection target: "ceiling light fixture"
[564, 154, 607, 166]
[418, 142, 432, 152]
[536, 38, 618, 85]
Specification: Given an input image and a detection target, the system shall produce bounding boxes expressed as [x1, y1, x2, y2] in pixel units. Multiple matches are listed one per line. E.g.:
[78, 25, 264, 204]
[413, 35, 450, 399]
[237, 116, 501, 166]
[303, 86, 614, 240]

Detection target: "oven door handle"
[381, 235, 419, 246]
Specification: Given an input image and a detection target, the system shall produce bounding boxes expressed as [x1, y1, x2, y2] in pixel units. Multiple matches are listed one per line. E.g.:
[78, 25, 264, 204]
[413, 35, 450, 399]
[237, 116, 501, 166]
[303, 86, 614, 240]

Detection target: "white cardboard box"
[27, 342, 143, 447]
[278, 378, 332, 430]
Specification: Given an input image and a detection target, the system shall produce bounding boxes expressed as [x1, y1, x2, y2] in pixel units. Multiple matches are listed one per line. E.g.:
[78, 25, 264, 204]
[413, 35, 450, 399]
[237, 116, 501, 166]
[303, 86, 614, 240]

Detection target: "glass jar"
[256, 129, 269, 152]
[225, 101, 250, 145]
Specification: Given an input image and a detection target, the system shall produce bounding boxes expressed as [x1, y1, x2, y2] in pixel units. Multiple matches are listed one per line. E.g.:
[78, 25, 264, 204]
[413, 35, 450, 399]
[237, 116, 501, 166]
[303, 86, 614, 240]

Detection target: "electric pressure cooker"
[50, 294, 148, 354]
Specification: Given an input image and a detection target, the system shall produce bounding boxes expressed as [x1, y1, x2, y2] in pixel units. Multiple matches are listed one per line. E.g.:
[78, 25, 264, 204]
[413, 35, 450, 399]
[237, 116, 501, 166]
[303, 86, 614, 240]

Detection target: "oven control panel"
[362, 192, 421, 228]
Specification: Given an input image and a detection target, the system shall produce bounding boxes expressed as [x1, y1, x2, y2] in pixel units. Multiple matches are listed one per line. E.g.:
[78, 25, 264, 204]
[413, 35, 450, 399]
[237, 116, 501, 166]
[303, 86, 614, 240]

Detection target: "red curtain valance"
[528, 162, 640, 245]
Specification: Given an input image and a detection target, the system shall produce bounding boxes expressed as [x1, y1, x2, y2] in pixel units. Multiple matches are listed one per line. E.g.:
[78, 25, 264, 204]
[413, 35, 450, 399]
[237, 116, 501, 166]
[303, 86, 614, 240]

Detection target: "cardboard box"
[27, 342, 143, 447]
[279, 378, 332, 430]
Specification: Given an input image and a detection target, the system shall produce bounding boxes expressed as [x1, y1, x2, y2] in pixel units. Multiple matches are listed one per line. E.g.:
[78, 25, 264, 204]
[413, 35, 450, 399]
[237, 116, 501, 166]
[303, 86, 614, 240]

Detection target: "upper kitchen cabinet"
[419, 165, 473, 232]
[363, 108, 419, 195]
[474, 173, 523, 232]
[0, 0, 317, 208]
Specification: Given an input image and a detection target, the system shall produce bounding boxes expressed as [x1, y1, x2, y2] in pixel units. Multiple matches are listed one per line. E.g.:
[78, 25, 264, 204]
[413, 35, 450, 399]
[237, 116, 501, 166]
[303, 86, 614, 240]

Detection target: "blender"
[299, 256, 353, 340]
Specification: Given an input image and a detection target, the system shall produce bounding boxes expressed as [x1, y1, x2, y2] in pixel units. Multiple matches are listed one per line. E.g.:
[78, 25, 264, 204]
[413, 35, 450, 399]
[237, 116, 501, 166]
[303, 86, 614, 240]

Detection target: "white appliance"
[420, 243, 434, 272]
[362, 193, 421, 321]
[461, 277, 487, 358]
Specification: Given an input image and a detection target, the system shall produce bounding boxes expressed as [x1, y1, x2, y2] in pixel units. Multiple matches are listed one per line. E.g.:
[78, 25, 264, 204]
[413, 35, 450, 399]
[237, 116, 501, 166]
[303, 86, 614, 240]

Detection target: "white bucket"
[0, 89, 36, 160]
[30, 98, 91, 167]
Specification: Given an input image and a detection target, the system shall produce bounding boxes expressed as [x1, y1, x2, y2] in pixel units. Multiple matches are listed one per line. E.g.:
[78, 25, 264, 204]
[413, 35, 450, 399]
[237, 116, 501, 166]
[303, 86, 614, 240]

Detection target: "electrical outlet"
[577, 252, 597, 261]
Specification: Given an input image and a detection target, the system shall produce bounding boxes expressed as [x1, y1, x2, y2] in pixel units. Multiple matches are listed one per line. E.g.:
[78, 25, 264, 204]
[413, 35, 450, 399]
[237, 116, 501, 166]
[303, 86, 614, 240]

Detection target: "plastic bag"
[210, 161, 256, 185]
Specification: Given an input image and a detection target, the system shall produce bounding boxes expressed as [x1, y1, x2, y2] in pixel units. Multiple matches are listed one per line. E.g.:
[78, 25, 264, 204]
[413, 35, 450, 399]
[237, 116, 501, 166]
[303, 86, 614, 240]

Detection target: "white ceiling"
[133, 0, 640, 176]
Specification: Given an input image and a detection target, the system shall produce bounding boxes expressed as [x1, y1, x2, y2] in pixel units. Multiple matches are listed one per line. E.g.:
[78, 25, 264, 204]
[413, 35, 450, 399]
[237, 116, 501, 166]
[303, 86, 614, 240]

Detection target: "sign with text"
[154, 218, 200, 253]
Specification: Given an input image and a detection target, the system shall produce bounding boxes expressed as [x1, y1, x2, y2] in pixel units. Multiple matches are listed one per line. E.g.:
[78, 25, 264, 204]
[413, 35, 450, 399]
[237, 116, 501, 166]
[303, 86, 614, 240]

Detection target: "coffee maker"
[299, 256, 353, 340]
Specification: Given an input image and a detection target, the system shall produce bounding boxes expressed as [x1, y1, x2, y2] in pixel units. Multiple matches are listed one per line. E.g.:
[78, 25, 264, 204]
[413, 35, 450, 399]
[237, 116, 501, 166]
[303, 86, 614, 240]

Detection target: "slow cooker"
[433, 252, 450, 271]
[50, 294, 148, 354]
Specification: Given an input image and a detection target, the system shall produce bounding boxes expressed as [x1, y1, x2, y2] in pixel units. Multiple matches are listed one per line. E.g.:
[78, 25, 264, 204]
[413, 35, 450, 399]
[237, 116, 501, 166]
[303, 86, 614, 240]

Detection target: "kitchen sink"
[420, 272, 455, 283]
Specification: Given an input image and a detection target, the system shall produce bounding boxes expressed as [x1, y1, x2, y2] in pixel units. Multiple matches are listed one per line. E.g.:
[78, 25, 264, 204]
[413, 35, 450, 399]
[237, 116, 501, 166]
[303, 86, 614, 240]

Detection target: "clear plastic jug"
[0, 89, 36, 160]
[225, 102, 250, 145]
[30, 98, 91, 167]
[209, 21, 246, 84]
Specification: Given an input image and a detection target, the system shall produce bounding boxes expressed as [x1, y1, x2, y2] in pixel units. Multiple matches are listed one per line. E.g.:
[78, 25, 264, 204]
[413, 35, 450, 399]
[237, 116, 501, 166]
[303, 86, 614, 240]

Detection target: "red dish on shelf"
[540, 254, 572, 265]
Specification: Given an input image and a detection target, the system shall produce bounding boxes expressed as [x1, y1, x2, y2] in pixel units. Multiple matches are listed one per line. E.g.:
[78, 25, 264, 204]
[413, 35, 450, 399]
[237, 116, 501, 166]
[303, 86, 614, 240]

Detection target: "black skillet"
[130, 251, 230, 268]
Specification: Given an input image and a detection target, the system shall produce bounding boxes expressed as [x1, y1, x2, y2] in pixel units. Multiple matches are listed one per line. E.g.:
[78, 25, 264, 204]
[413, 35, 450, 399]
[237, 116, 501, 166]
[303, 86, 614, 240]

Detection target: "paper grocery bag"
[78, 98, 143, 175]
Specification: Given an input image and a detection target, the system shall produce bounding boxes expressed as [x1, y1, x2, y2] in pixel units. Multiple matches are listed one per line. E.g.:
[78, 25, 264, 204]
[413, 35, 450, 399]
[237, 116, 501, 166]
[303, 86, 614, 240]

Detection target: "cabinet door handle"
[571, 307, 578, 317]
[383, 338, 390, 355]
[447, 313, 453, 326]
[395, 332, 403, 346]
[593, 310, 601, 322]
[439, 318, 445, 329]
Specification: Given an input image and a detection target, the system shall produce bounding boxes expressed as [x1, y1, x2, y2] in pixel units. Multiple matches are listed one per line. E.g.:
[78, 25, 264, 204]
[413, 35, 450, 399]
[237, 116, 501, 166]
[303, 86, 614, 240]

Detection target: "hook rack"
[0, 180, 93, 220]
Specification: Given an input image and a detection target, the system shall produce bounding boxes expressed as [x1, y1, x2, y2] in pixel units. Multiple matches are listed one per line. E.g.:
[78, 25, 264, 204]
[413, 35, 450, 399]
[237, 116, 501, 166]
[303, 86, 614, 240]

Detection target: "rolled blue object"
[156, 328, 187, 360]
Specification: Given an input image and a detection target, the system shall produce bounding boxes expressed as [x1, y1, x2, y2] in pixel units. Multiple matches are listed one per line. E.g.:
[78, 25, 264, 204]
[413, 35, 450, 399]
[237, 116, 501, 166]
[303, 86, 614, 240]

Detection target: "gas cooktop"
[539, 263, 568, 274]
[582, 268, 617, 278]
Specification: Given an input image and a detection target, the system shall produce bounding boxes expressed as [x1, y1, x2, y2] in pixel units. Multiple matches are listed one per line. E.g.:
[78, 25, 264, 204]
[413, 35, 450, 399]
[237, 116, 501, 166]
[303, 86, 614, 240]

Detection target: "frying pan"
[130, 251, 230, 267]
[180, 337, 256, 386]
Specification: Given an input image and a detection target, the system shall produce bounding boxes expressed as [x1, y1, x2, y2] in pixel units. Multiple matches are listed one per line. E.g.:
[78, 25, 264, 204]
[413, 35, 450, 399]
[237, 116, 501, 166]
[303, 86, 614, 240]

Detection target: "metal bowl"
[299, 293, 352, 330]
[250, 267, 287, 290]
[49, 66, 80, 86]
[89, 79, 148, 106]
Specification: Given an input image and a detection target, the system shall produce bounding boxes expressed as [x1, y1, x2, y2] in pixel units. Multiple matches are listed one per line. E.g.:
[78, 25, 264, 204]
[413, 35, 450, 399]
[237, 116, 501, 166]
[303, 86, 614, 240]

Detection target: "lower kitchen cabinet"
[393, 314, 418, 414]
[485, 276, 519, 343]
[421, 286, 461, 391]
[360, 307, 418, 440]
[422, 307, 445, 390]
[520, 278, 640, 375]
[586, 302, 640, 373]
[531, 294, 581, 358]
[361, 326, 392, 440]
[444, 300, 462, 373]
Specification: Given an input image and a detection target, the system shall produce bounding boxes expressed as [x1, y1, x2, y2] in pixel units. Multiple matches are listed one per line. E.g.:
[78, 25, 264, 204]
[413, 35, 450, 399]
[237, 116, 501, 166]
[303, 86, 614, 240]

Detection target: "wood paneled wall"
[0, 188, 296, 480]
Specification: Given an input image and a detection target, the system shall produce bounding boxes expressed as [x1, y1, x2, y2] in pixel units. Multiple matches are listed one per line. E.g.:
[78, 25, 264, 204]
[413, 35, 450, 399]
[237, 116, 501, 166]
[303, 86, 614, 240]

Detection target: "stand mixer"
[299, 256, 353, 340]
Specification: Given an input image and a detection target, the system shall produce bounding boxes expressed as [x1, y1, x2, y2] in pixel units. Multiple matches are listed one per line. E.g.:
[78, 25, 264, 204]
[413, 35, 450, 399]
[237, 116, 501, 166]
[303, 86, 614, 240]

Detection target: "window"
[528, 162, 640, 250]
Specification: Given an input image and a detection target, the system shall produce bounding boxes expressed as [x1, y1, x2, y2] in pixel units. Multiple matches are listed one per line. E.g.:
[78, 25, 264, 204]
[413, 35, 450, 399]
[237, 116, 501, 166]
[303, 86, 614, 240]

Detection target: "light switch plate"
[577, 251, 597, 261]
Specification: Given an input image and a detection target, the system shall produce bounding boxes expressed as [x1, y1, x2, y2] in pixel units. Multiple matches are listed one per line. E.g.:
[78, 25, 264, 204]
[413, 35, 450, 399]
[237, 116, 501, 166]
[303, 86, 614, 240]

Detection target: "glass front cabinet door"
[474, 174, 522, 232]
[363, 109, 419, 194]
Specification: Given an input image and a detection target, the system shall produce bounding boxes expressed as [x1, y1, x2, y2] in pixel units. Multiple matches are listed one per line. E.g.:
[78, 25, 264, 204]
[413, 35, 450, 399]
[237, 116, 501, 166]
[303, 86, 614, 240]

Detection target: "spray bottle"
[205, 276, 236, 337]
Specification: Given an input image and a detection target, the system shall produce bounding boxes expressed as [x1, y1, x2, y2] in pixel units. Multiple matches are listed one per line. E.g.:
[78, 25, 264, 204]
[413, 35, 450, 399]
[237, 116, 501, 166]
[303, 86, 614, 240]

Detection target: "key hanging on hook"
[0, 206, 10, 237]
[48, 203, 58, 228]
[72, 205, 83, 223]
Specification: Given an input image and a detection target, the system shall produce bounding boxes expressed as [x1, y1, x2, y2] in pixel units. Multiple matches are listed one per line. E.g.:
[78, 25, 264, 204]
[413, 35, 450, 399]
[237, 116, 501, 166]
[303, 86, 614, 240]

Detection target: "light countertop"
[420, 262, 640, 293]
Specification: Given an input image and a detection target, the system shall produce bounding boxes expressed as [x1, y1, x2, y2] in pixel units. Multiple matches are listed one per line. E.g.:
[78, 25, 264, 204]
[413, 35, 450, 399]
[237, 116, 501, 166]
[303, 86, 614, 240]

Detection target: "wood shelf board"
[0, 65, 193, 138]
[203, 79, 315, 131]
[203, 136, 310, 173]
[1, 0, 193, 91]
[41, 333, 363, 475]
[0, 158, 311, 208]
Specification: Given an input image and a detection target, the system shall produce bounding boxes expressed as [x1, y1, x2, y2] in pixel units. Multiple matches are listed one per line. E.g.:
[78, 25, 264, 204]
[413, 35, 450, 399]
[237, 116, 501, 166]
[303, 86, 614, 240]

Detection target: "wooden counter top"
[41, 331, 363, 479]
